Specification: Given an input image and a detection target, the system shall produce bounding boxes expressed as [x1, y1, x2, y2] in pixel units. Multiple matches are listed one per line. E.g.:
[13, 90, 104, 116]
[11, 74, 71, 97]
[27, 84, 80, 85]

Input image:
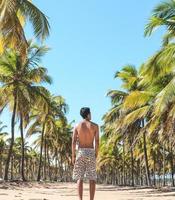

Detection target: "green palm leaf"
[122, 90, 153, 111]
[20, 0, 50, 41]
[121, 106, 150, 128]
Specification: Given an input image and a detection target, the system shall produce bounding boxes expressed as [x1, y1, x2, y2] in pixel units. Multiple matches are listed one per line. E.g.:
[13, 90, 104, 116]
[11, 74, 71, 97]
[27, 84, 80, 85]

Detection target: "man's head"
[80, 107, 91, 120]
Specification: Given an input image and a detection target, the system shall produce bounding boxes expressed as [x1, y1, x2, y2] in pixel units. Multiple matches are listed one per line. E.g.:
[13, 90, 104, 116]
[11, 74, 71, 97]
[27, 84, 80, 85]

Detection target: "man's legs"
[89, 180, 96, 200]
[77, 179, 83, 200]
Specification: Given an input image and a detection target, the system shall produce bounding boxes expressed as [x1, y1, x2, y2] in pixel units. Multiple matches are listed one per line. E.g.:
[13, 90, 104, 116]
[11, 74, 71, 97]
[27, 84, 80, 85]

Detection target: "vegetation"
[97, 0, 175, 187]
[0, 0, 50, 56]
[0, 42, 72, 181]
[1, 0, 175, 187]
[0, 1, 72, 182]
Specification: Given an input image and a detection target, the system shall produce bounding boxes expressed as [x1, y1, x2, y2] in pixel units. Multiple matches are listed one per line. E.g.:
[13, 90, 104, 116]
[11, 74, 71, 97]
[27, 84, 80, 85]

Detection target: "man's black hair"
[80, 107, 90, 119]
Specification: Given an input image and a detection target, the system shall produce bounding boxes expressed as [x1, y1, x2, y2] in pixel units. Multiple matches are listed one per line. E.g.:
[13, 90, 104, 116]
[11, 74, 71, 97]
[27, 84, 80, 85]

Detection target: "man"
[72, 107, 99, 200]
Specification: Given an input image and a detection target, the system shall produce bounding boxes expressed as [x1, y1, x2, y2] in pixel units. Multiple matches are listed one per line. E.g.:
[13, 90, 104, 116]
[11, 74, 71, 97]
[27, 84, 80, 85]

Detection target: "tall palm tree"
[101, 54, 175, 186]
[27, 95, 68, 181]
[0, 0, 50, 56]
[0, 122, 7, 178]
[103, 65, 154, 186]
[98, 0, 175, 187]
[0, 42, 52, 180]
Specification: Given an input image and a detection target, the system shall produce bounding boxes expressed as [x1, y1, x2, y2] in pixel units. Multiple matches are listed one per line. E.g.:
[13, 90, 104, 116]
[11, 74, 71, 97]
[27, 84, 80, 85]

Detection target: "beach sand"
[0, 182, 175, 200]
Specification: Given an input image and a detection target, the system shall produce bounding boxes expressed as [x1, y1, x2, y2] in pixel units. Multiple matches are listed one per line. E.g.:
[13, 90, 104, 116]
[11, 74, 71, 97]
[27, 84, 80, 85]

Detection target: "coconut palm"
[145, 0, 175, 45]
[101, 48, 175, 186]
[27, 95, 69, 181]
[0, 41, 52, 180]
[104, 64, 153, 185]
[0, 122, 7, 178]
[0, 0, 50, 56]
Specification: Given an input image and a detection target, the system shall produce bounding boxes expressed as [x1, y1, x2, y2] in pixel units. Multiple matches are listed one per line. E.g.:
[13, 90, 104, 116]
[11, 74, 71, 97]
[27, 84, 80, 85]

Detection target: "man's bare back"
[76, 120, 98, 148]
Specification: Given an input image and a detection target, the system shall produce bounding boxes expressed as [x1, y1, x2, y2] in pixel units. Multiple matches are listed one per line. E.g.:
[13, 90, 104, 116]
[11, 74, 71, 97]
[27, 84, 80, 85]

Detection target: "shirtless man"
[72, 107, 99, 200]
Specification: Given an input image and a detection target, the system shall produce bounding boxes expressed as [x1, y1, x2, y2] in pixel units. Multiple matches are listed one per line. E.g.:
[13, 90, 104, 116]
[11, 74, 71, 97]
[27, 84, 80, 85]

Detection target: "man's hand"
[72, 155, 76, 165]
[95, 151, 98, 159]
[72, 126, 78, 166]
[95, 125, 99, 159]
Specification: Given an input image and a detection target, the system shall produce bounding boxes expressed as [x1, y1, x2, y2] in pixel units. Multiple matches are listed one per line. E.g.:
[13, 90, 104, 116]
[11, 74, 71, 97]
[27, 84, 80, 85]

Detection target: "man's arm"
[95, 125, 99, 158]
[72, 126, 78, 165]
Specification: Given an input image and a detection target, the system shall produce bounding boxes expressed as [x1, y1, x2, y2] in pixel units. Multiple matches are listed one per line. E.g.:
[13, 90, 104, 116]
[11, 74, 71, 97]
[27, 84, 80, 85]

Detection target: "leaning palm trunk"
[37, 122, 46, 181]
[46, 147, 51, 181]
[0, 150, 3, 178]
[142, 119, 151, 186]
[143, 131, 151, 186]
[44, 137, 47, 180]
[20, 112, 26, 181]
[4, 95, 17, 180]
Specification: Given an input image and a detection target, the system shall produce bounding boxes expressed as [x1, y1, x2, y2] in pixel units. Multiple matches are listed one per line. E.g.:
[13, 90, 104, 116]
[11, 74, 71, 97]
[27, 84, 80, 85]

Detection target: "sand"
[0, 182, 175, 200]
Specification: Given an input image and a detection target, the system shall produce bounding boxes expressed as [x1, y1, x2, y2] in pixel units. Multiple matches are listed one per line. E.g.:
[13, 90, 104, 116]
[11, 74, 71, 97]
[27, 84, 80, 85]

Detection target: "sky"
[1, 0, 164, 134]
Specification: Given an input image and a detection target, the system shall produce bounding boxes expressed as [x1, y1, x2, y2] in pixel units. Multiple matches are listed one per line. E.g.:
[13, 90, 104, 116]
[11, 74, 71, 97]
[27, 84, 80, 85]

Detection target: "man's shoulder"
[74, 123, 80, 128]
[90, 121, 99, 127]
[75, 121, 98, 128]
[74, 121, 83, 129]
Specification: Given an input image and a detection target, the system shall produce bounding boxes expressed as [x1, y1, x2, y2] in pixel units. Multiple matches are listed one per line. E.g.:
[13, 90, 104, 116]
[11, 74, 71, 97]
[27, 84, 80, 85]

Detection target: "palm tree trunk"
[153, 154, 156, 186]
[139, 158, 143, 186]
[26, 158, 28, 179]
[0, 150, 3, 178]
[20, 112, 26, 181]
[47, 147, 51, 181]
[4, 95, 17, 180]
[37, 122, 45, 181]
[59, 155, 63, 181]
[142, 119, 151, 186]
[44, 137, 47, 180]
[170, 143, 174, 186]
[122, 140, 126, 185]
[55, 154, 58, 181]
[163, 143, 166, 186]
[130, 145, 134, 186]
[10, 155, 14, 180]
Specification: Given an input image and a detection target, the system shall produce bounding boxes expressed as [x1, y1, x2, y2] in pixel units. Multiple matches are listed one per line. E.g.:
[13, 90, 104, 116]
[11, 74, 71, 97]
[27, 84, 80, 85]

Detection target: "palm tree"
[102, 64, 155, 186]
[101, 51, 175, 186]
[0, 42, 52, 180]
[144, 2, 175, 185]
[145, 0, 175, 45]
[103, 65, 150, 185]
[27, 95, 68, 181]
[0, 122, 7, 178]
[98, 0, 175, 187]
[0, 0, 50, 56]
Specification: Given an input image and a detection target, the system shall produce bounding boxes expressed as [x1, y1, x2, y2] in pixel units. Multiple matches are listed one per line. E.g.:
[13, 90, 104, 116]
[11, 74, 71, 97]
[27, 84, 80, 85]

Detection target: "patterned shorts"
[73, 148, 97, 181]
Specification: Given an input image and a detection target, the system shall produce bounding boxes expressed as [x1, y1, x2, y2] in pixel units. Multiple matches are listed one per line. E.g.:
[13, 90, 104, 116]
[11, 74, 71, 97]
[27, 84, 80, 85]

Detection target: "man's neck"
[83, 118, 90, 122]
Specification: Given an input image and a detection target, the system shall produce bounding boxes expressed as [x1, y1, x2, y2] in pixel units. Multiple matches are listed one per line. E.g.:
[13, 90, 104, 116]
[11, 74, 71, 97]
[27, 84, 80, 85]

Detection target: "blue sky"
[1, 0, 164, 133]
